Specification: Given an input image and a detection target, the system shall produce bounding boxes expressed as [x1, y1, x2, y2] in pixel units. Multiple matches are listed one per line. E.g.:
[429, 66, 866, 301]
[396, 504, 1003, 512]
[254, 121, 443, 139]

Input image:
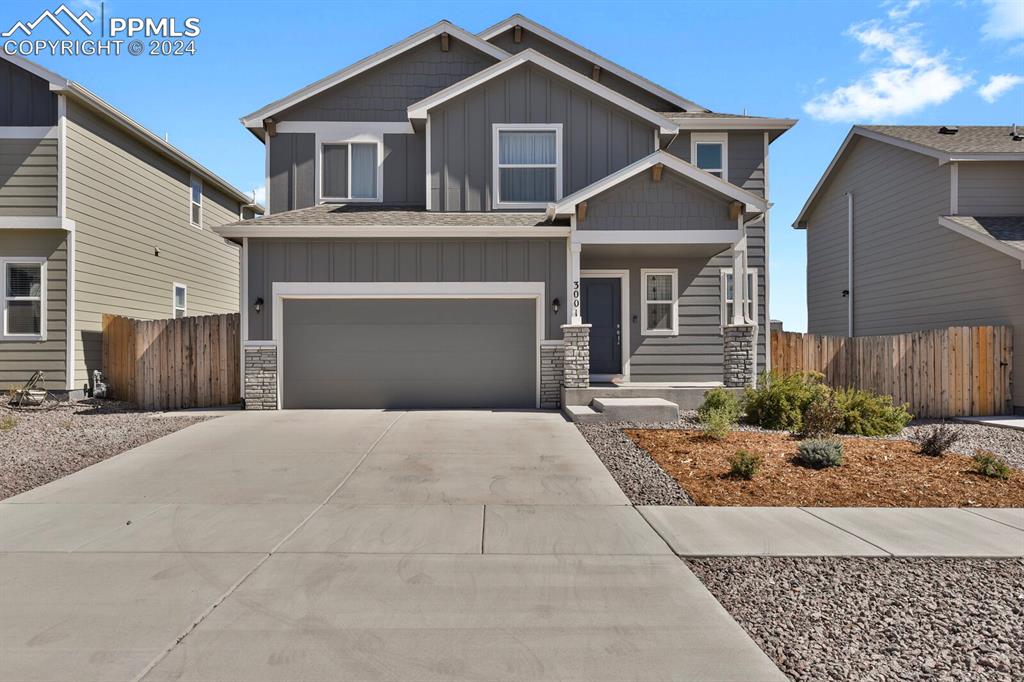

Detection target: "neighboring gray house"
[0, 54, 262, 396]
[795, 125, 1024, 414]
[224, 15, 795, 412]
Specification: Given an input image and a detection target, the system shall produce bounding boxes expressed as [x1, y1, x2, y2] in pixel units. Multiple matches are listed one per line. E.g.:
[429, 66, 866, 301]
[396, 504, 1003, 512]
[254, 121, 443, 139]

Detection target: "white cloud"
[978, 73, 1024, 102]
[803, 21, 971, 122]
[981, 0, 1024, 41]
[885, 0, 927, 20]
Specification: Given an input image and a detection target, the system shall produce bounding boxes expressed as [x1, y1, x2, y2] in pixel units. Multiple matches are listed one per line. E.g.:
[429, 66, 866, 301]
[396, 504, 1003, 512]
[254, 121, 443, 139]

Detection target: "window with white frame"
[190, 175, 203, 227]
[173, 283, 187, 319]
[720, 268, 758, 325]
[493, 124, 562, 207]
[691, 133, 728, 179]
[2, 257, 46, 340]
[321, 142, 379, 201]
[641, 269, 678, 336]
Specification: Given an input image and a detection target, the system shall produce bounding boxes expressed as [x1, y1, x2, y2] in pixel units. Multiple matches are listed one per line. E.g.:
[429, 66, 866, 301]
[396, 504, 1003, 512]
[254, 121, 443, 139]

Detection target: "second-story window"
[691, 133, 728, 180]
[189, 175, 203, 228]
[493, 124, 562, 208]
[322, 142, 379, 201]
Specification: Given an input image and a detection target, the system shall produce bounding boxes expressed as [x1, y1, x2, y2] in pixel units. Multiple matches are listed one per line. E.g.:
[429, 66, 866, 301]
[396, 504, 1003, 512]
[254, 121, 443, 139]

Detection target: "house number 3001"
[572, 281, 580, 316]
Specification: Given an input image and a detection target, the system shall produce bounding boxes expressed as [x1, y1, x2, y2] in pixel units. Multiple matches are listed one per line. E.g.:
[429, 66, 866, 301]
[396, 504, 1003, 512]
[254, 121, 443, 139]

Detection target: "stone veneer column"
[723, 325, 756, 388]
[561, 324, 591, 389]
[540, 342, 565, 409]
[243, 345, 278, 410]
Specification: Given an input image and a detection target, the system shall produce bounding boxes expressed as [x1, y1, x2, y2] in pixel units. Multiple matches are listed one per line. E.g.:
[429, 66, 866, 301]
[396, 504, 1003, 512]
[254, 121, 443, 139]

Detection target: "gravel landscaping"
[687, 557, 1024, 682]
[0, 398, 208, 500]
[907, 420, 1024, 471]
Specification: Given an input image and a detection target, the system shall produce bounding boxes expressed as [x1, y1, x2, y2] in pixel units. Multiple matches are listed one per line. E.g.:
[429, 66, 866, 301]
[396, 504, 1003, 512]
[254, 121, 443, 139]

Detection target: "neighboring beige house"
[0, 54, 262, 396]
[795, 125, 1024, 414]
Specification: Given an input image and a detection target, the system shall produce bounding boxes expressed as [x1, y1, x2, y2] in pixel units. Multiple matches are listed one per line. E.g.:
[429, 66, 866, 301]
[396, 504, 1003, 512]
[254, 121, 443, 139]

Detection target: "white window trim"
[640, 268, 678, 337]
[189, 174, 203, 228]
[492, 123, 563, 209]
[720, 267, 759, 327]
[1, 257, 47, 341]
[172, 282, 187, 318]
[691, 132, 728, 181]
[316, 134, 384, 204]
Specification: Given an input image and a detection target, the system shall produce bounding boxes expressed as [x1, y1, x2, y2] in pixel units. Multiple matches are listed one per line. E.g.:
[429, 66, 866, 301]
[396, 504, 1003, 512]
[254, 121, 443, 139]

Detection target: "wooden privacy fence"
[771, 326, 1013, 418]
[102, 313, 241, 410]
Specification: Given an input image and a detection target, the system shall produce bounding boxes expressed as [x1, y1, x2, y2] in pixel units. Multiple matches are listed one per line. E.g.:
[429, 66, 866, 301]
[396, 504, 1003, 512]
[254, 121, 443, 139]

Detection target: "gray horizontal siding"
[277, 39, 497, 122]
[429, 62, 657, 212]
[580, 170, 735, 230]
[0, 138, 58, 217]
[665, 131, 766, 192]
[0, 59, 57, 127]
[247, 237, 566, 341]
[383, 132, 426, 206]
[65, 100, 242, 388]
[268, 133, 315, 214]
[803, 136, 1024, 410]
[0, 229, 67, 390]
[958, 161, 1024, 216]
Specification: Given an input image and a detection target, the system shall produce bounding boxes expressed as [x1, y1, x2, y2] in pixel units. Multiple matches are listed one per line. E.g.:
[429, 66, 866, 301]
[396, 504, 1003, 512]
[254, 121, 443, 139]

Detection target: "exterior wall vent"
[938, 126, 959, 135]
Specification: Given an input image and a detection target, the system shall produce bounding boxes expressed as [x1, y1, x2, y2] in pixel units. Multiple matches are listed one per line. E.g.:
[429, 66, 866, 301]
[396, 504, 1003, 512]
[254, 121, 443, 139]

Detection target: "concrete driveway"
[0, 410, 783, 681]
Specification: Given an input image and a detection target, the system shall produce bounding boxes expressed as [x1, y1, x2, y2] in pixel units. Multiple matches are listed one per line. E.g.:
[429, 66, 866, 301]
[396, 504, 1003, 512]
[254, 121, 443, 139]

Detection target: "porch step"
[562, 404, 604, 423]
[590, 397, 679, 423]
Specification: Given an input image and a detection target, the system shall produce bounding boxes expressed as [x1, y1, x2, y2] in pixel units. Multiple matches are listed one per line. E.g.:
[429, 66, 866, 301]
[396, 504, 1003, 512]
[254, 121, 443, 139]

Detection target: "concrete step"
[562, 404, 604, 423]
[591, 397, 679, 423]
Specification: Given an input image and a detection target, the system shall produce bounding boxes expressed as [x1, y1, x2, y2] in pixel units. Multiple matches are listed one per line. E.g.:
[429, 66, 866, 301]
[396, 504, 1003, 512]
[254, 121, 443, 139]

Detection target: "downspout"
[846, 192, 854, 338]
[58, 92, 76, 394]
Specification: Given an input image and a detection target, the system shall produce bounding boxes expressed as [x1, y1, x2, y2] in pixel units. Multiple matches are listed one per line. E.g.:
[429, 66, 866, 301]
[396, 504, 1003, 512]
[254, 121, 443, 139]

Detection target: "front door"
[581, 278, 621, 376]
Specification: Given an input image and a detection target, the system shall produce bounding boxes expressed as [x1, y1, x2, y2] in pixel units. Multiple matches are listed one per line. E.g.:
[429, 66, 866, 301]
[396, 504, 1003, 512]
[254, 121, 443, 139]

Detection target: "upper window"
[641, 269, 678, 336]
[173, 283, 187, 319]
[493, 124, 562, 208]
[720, 268, 758, 326]
[2, 257, 46, 340]
[691, 133, 728, 180]
[190, 175, 203, 228]
[321, 142, 380, 201]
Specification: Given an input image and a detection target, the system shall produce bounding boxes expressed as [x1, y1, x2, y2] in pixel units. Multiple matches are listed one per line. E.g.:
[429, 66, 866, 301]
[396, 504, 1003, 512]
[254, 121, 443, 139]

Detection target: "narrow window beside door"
[641, 269, 678, 336]
[1, 258, 46, 340]
[173, 283, 187, 319]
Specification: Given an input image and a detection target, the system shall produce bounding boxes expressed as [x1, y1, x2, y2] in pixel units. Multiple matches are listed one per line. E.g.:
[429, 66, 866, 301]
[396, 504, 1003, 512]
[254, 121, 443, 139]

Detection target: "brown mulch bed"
[626, 429, 1024, 507]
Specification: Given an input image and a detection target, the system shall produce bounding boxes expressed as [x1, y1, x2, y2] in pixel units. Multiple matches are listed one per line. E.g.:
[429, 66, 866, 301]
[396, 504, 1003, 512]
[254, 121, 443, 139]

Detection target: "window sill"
[321, 197, 383, 204]
[641, 329, 678, 337]
[0, 335, 46, 342]
[492, 201, 553, 210]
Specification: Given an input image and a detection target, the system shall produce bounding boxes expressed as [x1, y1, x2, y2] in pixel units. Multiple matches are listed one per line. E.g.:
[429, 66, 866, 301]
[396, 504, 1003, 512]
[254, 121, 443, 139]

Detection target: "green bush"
[796, 439, 844, 469]
[833, 387, 913, 436]
[698, 387, 742, 424]
[700, 406, 734, 440]
[802, 392, 844, 438]
[728, 450, 761, 480]
[744, 372, 828, 432]
[972, 450, 1011, 480]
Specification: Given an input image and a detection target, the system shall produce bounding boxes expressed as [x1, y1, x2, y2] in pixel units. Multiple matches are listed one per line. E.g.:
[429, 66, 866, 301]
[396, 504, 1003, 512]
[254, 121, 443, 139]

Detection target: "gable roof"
[793, 125, 1024, 229]
[939, 215, 1024, 268]
[2, 53, 262, 211]
[478, 14, 707, 113]
[407, 49, 679, 134]
[660, 111, 798, 140]
[548, 149, 768, 219]
[240, 21, 508, 131]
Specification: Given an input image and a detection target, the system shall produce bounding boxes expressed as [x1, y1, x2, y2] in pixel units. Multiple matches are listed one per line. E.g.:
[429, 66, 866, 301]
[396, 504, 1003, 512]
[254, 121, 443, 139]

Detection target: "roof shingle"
[942, 215, 1024, 255]
[862, 126, 1024, 154]
[222, 204, 565, 228]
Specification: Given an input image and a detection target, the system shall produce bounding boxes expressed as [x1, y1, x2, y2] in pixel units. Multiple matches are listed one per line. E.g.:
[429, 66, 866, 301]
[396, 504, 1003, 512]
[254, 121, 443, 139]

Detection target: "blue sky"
[4, 0, 1023, 331]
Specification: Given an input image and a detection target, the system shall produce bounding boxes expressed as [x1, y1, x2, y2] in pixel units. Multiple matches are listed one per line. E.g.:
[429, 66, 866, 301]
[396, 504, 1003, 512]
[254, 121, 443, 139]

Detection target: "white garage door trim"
[271, 281, 547, 409]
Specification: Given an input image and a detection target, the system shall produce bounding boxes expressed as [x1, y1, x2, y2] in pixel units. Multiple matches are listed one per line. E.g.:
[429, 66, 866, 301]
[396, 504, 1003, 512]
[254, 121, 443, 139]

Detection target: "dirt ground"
[626, 429, 1024, 507]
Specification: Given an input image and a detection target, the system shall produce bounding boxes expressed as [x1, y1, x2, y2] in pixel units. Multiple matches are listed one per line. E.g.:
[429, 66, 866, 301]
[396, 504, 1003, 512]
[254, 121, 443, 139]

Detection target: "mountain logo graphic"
[3, 4, 95, 38]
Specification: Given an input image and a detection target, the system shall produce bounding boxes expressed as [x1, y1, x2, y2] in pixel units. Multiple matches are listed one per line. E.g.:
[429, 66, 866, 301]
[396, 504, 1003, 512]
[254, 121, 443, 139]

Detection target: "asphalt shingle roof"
[942, 216, 1024, 255]
[862, 126, 1024, 154]
[223, 204, 566, 228]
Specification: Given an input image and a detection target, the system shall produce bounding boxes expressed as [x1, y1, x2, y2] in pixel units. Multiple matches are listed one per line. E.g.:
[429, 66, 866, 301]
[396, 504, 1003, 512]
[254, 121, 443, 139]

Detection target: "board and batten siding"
[429, 63, 657, 212]
[579, 171, 736, 231]
[0, 138, 58, 217]
[64, 100, 242, 388]
[957, 161, 1024, 216]
[383, 132, 426, 206]
[0, 59, 57, 127]
[0, 229, 67, 390]
[803, 136, 1024, 411]
[246, 237, 566, 341]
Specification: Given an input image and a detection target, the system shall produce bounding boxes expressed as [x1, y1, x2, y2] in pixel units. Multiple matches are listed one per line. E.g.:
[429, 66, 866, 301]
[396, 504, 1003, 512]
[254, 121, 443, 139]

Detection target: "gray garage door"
[282, 298, 537, 409]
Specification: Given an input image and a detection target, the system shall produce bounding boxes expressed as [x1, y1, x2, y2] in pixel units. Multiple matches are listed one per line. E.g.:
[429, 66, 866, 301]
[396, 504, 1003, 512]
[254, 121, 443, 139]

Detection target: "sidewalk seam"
[797, 508, 894, 556]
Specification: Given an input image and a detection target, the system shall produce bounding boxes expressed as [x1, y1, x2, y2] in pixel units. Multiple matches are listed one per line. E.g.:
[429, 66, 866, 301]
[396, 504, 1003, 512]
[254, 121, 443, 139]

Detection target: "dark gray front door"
[282, 298, 536, 409]
[582, 278, 621, 375]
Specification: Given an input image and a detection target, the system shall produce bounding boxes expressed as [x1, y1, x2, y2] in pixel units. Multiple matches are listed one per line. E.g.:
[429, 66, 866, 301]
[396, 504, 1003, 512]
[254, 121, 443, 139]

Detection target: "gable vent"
[938, 126, 959, 135]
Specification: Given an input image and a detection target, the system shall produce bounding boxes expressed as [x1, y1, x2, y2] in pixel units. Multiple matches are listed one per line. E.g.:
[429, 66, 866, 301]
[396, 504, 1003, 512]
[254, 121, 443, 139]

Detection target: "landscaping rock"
[904, 421, 1024, 471]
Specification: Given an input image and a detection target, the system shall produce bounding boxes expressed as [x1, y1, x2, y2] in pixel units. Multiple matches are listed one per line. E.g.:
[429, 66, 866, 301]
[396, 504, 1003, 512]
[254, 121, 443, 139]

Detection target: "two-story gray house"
[0, 54, 262, 397]
[222, 16, 795, 412]
[795, 125, 1024, 414]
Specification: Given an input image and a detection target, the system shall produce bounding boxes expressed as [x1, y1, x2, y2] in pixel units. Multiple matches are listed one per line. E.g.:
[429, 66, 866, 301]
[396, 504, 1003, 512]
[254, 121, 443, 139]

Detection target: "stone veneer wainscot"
[244, 345, 278, 410]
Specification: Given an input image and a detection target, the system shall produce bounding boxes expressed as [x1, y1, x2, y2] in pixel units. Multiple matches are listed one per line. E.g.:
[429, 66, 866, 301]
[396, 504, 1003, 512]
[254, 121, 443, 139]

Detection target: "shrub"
[916, 423, 963, 457]
[972, 450, 1011, 480]
[796, 439, 844, 469]
[0, 415, 14, 432]
[700, 406, 734, 440]
[802, 392, 844, 438]
[729, 450, 761, 480]
[744, 372, 828, 432]
[699, 387, 742, 424]
[833, 387, 913, 436]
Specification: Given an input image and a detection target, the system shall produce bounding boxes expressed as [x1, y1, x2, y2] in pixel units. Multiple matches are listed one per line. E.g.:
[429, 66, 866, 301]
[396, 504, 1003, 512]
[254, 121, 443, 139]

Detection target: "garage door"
[281, 298, 537, 409]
